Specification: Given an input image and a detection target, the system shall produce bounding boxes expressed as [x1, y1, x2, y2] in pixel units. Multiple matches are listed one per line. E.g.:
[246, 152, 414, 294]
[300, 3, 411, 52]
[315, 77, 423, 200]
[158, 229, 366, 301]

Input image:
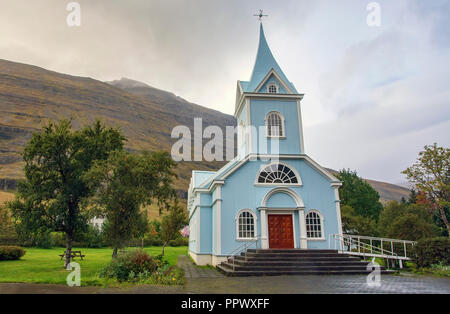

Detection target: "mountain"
[0, 58, 409, 202]
[0, 59, 235, 192]
[325, 168, 410, 203]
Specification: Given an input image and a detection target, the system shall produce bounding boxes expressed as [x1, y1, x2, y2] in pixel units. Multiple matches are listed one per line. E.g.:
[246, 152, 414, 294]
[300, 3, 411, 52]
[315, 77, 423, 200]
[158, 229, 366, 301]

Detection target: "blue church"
[187, 24, 343, 266]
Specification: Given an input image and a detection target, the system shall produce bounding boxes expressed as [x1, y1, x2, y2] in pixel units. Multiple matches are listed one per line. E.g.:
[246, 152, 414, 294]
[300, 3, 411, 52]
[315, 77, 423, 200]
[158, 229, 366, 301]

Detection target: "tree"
[8, 120, 124, 267]
[340, 205, 378, 236]
[402, 143, 450, 236]
[160, 204, 188, 256]
[378, 201, 440, 241]
[336, 169, 383, 220]
[85, 150, 177, 257]
[407, 189, 418, 205]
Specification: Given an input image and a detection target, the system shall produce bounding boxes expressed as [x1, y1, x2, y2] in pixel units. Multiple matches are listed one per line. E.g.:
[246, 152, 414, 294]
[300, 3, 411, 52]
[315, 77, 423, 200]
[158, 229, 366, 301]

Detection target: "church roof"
[240, 23, 298, 94]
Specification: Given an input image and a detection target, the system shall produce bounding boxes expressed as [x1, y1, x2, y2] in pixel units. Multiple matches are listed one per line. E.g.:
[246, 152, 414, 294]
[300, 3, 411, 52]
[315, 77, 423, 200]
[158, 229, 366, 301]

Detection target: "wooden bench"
[59, 250, 85, 261]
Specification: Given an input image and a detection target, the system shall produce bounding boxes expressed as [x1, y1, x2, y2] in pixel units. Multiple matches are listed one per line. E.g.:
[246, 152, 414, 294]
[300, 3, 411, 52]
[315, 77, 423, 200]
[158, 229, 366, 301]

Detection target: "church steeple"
[241, 24, 298, 94]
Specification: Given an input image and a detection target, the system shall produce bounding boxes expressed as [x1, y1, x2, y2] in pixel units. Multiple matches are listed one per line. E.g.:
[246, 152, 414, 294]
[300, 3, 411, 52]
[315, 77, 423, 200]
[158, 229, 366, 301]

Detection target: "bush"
[100, 249, 158, 282]
[74, 225, 104, 248]
[412, 237, 450, 268]
[0, 245, 26, 260]
[168, 237, 189, 247]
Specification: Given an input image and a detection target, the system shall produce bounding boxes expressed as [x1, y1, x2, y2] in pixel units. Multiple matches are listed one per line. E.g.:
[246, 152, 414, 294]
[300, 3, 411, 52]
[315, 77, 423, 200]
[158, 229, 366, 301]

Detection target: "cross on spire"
[253, 9, 268, 22]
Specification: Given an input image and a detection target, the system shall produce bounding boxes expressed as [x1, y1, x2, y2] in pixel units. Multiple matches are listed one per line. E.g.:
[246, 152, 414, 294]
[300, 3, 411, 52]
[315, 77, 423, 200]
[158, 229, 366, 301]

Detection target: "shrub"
[0, 245, 26, 260]
[100, 249, 158, 282]
[168, 237, 189, 247]
[412, 237, 450, 268]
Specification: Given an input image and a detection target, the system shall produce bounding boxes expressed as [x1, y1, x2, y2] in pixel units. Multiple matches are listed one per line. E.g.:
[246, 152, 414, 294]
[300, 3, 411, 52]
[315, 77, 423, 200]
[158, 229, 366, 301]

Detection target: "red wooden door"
[268, 215, 294, 249]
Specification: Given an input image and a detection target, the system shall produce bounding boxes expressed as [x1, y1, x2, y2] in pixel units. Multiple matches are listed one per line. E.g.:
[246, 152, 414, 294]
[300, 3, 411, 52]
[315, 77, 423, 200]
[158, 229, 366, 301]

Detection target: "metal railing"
[329, 234, 416, 268]
[227, 236, 260, 271]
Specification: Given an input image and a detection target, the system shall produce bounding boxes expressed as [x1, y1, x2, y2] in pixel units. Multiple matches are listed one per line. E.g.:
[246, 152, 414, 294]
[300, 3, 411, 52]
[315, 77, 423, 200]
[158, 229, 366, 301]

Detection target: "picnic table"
[59, 250, 85, 261]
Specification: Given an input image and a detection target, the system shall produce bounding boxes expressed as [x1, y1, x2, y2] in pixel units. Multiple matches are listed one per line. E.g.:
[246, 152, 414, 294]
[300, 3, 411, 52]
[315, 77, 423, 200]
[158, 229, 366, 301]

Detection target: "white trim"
[254, 161, 303, 186]
[265, 111, 286, 139]
[261, 187, 305, 208]
[296, 100, 305, 154]
[216, 185, 222, 255]
[194, 154, 341, 193]
[234, 92, 304, 118]
[334, 186, 344, 242]
[305, 209, 325, 241]
[298, 209, 307, 248]
[246, 98, 251, 154]
[235, 209, 258, 241]
[254, 68, 294, 94]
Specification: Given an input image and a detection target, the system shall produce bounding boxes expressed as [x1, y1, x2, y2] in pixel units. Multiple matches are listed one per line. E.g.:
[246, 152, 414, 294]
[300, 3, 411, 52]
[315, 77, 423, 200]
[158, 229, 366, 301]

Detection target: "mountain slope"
[0, 59, 235, 191]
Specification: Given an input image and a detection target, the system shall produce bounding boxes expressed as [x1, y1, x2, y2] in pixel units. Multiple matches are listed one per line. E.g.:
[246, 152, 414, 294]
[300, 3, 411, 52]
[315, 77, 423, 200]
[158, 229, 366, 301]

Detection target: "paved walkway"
[1, 256, 449, 294]
[178, 255, 223, 278]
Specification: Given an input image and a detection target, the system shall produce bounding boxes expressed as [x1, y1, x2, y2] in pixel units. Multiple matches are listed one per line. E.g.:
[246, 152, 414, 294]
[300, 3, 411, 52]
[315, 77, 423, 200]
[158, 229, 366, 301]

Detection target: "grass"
[0, 191, 15, 206]
[0, 246, 188, 286]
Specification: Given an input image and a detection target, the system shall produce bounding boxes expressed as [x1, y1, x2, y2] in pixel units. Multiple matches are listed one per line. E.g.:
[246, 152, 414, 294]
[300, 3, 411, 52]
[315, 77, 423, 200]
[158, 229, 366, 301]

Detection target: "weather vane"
[254, 9, 268, 22]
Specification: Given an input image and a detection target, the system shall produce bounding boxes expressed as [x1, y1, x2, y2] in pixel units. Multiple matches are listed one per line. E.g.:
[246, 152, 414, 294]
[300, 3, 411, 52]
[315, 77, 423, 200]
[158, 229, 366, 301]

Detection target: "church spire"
[247, 23, 297, 93]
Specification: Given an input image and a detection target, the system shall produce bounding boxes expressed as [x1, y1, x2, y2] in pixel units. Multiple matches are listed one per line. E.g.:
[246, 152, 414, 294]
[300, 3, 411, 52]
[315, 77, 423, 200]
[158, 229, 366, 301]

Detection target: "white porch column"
[260, 209, 269, 249]
[298, 209, 307, 249]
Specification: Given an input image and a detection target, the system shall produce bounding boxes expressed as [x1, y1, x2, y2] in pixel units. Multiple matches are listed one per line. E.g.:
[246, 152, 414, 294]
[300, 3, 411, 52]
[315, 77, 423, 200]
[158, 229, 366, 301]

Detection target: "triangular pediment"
[254, 69, 295, 94]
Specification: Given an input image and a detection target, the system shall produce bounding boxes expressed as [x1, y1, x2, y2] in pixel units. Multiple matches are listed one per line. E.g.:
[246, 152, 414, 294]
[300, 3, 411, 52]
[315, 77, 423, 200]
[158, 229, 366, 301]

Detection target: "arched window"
[267, 83, 278, 94]
[305, 211, 324, 239]
[236, 210, 257, 240]
[266, 112, 284, 137]
[257, 163, 299, 184]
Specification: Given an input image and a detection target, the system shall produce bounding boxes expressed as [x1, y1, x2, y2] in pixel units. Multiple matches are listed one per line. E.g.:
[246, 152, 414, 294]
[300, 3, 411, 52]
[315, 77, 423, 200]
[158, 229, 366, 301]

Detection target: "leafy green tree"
[341, 205, 378, 236]
[8, 120, 124, 266]
[160, 204, 188, 256]
[336, 169, 383, 220]
[407, 189, 418, 205]
[402, 143, 450, 236]
[85, 150, 177, 257]
[378, 201, 440, 241]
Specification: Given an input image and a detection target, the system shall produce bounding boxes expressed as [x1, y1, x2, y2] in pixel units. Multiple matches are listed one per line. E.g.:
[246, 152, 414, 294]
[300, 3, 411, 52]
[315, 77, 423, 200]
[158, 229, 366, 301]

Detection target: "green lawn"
[0, 246, 188, 286]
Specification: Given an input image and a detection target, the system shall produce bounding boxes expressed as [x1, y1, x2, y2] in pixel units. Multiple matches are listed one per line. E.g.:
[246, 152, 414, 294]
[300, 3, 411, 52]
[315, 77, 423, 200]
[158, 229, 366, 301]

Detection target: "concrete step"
[241, 252, 350, 258]
[216, 265, 393, 277]
[246, 249, 339, 254]
[232, 255, 362, 262]
[220, 263, 373, 272]
[231, 260, 370, 267]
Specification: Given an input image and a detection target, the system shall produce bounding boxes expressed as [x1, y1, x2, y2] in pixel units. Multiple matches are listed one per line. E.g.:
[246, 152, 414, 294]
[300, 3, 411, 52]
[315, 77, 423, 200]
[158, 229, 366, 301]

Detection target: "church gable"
[255, 71, 291, 94]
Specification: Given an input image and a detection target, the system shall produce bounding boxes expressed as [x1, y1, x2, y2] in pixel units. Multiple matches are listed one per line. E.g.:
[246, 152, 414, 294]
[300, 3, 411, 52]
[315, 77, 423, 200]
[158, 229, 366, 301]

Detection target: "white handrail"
[227, 236, 260, 271]
[329, 234, 416, 262]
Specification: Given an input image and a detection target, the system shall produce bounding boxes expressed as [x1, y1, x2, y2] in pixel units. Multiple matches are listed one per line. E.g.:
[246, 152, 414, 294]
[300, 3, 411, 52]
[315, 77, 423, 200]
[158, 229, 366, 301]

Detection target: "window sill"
[306, 238, 326, 241]
[236, 238, 258, 242]
[266, 136, 286, 140]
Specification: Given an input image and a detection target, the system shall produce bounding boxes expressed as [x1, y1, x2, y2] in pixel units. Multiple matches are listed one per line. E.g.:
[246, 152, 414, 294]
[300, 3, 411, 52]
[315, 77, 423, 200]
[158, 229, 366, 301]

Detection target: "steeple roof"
[241, 23, 298, 93]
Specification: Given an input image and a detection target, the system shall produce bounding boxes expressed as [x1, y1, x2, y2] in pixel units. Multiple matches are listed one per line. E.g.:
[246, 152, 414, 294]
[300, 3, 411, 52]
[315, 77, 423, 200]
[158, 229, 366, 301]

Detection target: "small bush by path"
[0, 246, 25, 260]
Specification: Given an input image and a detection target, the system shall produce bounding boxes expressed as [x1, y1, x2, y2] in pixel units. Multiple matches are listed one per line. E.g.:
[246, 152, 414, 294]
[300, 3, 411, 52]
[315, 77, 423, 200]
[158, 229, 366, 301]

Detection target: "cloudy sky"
[0, 0, 449, 184]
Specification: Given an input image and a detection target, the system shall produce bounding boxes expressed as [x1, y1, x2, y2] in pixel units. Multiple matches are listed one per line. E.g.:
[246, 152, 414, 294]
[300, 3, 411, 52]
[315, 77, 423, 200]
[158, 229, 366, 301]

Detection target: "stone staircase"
[217, 249, 391, 277]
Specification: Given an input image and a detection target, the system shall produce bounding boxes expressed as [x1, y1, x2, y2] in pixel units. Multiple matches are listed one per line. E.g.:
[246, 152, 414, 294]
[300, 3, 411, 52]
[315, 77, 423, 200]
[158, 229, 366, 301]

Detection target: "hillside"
[0, 59, 410, 202]
[0, 59, 235, 192]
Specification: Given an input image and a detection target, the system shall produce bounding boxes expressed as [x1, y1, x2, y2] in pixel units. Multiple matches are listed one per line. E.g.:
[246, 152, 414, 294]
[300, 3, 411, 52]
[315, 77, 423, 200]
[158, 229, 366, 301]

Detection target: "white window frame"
[305, 210, 325, 241]
[235, 209, 258, 241]
[254, 161, 302, 186]
[265, 111, 286, 139]
[267, 83, 279, 94]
